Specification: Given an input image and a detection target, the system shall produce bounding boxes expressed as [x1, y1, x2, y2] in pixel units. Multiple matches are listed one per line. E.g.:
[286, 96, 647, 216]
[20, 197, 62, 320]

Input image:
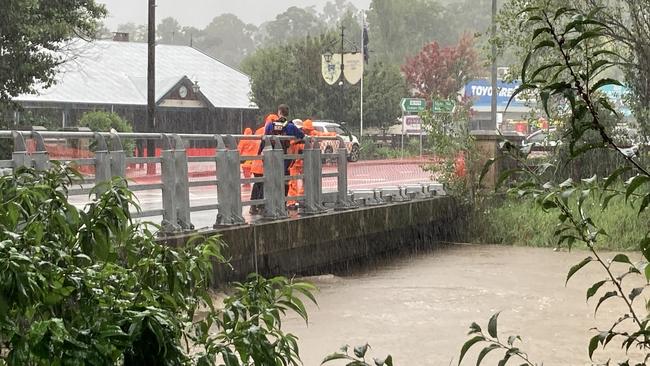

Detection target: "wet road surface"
[281, 245, 646, 366]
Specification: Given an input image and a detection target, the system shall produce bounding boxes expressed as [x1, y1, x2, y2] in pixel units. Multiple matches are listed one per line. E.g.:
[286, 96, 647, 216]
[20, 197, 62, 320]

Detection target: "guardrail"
[0, 130, 444, 234]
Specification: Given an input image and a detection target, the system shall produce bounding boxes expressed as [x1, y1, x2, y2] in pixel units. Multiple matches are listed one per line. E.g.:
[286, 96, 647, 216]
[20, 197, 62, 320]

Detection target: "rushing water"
[280, 245, 645, 366]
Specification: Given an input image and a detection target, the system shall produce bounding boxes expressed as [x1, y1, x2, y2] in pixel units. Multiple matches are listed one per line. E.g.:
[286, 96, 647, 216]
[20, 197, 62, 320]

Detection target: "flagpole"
[360, 11, 365, 139]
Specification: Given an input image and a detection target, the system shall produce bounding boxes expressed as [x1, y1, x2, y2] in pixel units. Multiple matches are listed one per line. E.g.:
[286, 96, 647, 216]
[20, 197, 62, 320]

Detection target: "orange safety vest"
[250, 125, 266, 175]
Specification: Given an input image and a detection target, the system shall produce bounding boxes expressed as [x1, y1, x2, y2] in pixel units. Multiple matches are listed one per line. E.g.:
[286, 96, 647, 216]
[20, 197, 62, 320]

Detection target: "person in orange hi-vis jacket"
[249, 114, 278, 214]
[238, 128, 257, 189]
[287, 119, 316, 209]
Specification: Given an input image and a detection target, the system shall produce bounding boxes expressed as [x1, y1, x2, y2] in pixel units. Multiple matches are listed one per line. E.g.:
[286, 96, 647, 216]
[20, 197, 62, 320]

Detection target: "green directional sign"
[432, 99, 456, 113]
[400, 98, 426, 113]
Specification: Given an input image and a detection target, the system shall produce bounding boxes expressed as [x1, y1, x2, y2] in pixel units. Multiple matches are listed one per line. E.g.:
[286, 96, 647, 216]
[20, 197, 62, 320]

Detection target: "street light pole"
[146, 0, 156, 174]
[490, 0, 498, 130]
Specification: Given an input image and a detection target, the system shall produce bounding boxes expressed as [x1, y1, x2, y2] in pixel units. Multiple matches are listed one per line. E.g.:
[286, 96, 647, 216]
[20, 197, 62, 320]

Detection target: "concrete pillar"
[470, 130, 501, 189]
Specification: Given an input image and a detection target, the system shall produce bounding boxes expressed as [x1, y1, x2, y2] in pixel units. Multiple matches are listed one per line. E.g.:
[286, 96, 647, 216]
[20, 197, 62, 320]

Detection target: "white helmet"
[292, 119, 304, 127]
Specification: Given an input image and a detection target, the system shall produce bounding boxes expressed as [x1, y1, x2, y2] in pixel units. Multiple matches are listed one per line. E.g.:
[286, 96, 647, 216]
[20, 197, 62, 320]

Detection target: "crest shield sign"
[321, 54, 342, 85]
[343, 53, 363, 85]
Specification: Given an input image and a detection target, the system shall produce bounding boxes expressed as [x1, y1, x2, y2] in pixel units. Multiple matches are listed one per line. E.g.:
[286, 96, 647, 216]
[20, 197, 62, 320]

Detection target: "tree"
[242, 34, 407, 129]
[367, 0, 451, 65]
[157, 17, 183, 45]
[321, 0, 359, 25]
[362, 62, 408, 127]
[195, 14, 257, 68]
[258, 7, 326, 46]
[0, 0, 106, 110]
[401, 33, 481, 99]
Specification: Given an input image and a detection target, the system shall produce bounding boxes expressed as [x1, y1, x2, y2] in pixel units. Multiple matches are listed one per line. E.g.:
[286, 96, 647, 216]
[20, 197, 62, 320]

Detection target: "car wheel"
[347, 144, 360, 162]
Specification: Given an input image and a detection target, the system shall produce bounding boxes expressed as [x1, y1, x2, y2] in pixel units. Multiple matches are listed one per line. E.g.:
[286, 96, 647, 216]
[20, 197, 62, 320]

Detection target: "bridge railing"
[0, 130, 357, 233]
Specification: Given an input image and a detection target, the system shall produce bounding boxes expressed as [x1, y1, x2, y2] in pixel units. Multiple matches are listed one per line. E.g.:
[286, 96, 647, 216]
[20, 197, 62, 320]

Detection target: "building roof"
[15, 39, 257, 110]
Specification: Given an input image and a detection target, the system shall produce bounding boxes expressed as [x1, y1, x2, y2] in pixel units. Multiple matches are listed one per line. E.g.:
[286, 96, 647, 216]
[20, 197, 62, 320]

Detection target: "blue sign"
[464, 79, 527, 109]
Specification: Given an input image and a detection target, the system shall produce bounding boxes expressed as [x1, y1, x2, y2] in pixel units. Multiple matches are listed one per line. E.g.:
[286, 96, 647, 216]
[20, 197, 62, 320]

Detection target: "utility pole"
[147, 0, 156, 174]
[339, 25, 345, 124]
[490, 0, 498, 130]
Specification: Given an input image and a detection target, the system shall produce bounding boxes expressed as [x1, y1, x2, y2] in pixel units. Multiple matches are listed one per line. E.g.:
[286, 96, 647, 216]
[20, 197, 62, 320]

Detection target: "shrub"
[79, 111, 135, 156]
[0, 164, 319, 365]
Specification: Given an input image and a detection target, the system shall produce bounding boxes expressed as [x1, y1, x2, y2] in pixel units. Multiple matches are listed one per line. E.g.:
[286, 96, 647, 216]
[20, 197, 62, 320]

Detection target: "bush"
[0, 164, 319, 365]
[79, 111, 135, 156]
[0, 164, 229, 365]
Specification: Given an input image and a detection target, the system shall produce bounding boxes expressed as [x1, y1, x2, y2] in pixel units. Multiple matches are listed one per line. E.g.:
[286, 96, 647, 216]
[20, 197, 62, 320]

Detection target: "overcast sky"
[98, 0, 372, 30]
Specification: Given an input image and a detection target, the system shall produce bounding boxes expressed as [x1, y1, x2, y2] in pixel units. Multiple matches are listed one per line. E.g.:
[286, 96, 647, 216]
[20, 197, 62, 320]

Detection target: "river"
[281, 244, 646, 365]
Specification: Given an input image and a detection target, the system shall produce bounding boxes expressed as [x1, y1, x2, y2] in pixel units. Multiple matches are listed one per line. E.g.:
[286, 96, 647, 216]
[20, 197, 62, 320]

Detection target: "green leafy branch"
[459, 313, 537, 366]
[322, 344, 394, 366]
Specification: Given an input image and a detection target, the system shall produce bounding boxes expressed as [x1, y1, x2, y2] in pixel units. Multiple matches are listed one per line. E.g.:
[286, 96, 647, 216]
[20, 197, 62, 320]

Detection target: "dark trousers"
[251, 173, 264, 205]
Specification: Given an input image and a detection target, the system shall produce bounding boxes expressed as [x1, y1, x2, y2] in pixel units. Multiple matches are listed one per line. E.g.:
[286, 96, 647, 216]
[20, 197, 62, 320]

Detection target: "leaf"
[354, 344, 369, 358]
[638, 194, 650, 215]
[604, 167, 631, 190]
[625, 175, 650, 201]
[476, 344, 500, 366]
[458, 336, 484, 365]
[590, 78, 624, 94]
[566, 257, 593, 285]
[507, 335, 521, 346]
[468, 322, 482, 335]
[521, 52, 533, 83]
[611, 254, 633, 266]
[588, 334, 599, 359]
[594, 291, 618, 315]
[487, 312, 500, 339]
[629, 287, 644, 302]
[586, 280, 607, 302]
[479, 158, 497, 186]
[533, 39, 555, 51]
[321, 353, 351, 364]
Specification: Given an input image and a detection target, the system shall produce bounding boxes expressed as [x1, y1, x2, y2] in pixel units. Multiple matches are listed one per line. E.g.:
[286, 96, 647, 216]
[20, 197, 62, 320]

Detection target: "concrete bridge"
[0, 129, 464, 280]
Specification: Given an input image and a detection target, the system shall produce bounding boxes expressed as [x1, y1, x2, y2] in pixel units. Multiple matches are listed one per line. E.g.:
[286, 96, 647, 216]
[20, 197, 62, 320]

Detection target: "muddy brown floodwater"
[280, 245, 647, 366]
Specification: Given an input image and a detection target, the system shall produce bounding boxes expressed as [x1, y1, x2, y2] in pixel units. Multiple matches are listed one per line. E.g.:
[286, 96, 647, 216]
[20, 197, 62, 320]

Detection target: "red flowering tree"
[401, 34, 481, 99]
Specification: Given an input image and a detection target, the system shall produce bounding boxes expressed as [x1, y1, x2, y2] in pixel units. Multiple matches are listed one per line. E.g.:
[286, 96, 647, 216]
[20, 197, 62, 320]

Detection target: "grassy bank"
[471, 195, 649, 251]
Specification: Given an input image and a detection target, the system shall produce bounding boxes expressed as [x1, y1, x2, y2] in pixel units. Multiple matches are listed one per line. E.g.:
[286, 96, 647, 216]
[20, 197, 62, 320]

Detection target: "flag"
[363, 24, 369, 64]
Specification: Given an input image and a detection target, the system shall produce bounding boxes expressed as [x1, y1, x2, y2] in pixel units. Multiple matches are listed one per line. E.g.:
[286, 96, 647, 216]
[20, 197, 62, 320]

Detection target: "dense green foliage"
[472, 195, 649, 251]
[241, 36, 407, 127]
[0, 165, 226, 365]
[79, 111, 133, 134]
[0, 165, 318, 365]
[79, 111, 135, 156]
[0, 0, 106, 109]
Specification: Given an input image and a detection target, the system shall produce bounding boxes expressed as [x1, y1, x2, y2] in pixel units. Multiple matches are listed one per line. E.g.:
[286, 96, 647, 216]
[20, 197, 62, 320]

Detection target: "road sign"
[432, 99, 456, 113]
[402, 115, 422, 134]
[400, 98, 426, 113]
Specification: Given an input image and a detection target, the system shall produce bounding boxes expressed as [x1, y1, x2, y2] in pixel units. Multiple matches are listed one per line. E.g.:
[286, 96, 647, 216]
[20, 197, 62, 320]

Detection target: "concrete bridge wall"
[163, 197, 468, 284]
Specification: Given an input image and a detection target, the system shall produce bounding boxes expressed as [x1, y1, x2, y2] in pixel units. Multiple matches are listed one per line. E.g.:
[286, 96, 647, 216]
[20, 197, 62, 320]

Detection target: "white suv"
[312, 121, 361, 162]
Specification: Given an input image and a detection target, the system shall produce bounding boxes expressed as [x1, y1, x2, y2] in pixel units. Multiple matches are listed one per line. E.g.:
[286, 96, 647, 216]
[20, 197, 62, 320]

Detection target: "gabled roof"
[15, 39, 257, 110]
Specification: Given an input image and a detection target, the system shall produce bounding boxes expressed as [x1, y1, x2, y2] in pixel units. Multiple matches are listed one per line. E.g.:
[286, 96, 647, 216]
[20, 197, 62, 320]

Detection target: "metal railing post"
[108, 132, 126, 179]
[171, 134, 192, 230]
[262, 136, 288, 220]
[160, 134, 181, 233]
[31, 132, 49, 171]
[11, 131, 30, 169]
[94, 133, 111, 197]
[335, 136, 353, 210]
[302, 137, 326, 214]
